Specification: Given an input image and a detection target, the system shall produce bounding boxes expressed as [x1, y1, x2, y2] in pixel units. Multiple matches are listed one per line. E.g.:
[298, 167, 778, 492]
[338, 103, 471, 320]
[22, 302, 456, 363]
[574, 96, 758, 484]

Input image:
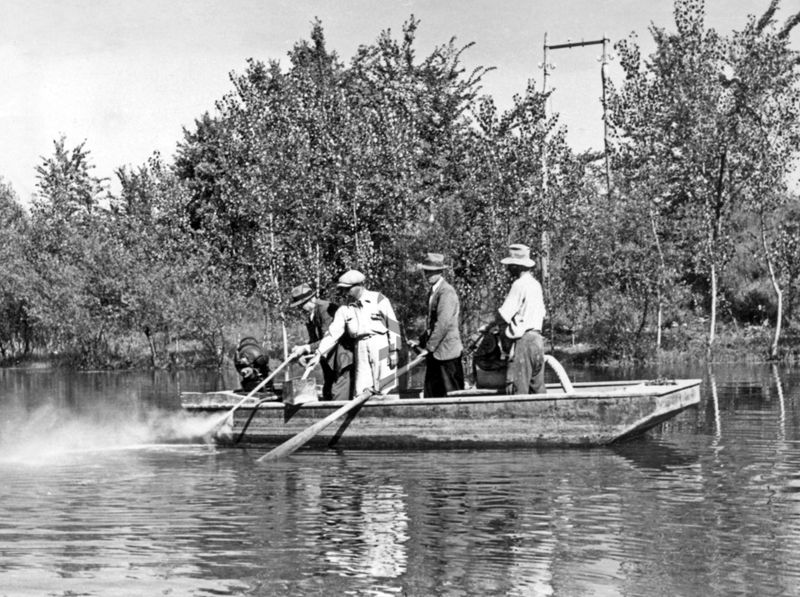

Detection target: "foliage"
[0, 179, 32, 358]
[607, 0, 800, 356]
[1, 6, 799, 368]
[174, 17, 502, 331]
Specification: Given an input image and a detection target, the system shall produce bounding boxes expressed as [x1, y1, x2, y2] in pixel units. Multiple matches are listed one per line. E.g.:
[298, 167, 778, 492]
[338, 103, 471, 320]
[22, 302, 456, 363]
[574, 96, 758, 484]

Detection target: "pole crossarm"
[546, 38, 607, 51]
[542, 32, 613, 196]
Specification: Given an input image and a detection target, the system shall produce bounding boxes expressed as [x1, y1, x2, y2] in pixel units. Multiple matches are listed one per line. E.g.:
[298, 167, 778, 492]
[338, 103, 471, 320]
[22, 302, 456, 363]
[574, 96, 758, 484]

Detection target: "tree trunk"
[636, 294, 650, 342]
[760, 211, 782, 360]
[216, 327, 226, 369]
[281, 316, 290, 382]
[708, 260, 717, 358]
[144, 326, 158, 369]
[22, 314, 31, 355]
[656, 300, 663, 351]
[649, 209, 666, 352]
[707, 150, 727, 358]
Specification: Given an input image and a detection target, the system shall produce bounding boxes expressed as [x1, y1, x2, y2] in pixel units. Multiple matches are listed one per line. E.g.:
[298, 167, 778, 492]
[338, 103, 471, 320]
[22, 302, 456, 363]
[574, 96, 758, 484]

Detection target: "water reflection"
[708, 362, 722, 441]
[774, 364, 786, 443]
[1, 365, 800, 596]
[610, 437, 700, 471]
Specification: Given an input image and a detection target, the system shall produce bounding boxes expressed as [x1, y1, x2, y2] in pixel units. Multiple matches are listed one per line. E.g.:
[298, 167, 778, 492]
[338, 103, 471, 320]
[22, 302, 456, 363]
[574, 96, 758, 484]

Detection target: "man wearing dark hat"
[289, 283, 354, 401]
[478, 244, 546, 395]
[306, 270, 401, 395]
[417, 253, 464, 397]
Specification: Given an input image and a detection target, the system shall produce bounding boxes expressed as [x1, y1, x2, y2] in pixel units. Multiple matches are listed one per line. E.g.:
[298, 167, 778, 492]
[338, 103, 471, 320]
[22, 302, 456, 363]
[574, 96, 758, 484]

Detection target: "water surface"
[1, 363, 798, 596]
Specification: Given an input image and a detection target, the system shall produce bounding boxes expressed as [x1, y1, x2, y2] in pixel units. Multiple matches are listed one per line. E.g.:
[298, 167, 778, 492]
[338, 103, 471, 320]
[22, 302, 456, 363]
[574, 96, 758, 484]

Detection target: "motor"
[234, 337, 273, 393]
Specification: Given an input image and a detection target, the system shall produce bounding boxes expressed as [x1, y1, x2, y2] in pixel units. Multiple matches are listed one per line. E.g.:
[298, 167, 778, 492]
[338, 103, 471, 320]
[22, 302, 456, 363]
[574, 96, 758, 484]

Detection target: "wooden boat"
[181, 368, 701, 449]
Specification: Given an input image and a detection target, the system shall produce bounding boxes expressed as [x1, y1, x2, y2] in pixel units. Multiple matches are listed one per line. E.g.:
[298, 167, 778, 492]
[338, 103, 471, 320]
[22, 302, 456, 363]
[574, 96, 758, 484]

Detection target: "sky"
[1, 0, 798, 202]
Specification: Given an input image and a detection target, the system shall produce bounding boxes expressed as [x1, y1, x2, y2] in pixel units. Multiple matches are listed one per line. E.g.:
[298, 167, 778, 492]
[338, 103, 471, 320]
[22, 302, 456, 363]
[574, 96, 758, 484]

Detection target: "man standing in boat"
[416, 253, 464, 397]
[305, 270, 401, 396]
[289, 283, 355, 401]
[478, 244, 546, 395]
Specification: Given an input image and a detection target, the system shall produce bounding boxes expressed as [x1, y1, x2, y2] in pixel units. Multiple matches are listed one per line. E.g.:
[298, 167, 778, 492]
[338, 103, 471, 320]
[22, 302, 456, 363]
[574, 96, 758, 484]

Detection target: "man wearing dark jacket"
[418, 253, 464, 397]
[290, 283, 354, 401]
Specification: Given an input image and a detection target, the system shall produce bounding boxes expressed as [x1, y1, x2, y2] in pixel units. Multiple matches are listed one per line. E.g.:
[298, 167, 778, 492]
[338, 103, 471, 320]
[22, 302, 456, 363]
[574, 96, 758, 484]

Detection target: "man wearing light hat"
[289, 283, 354, 401]
[417, 253, 464, 397]
[305, 270, 401, 395]
[478, 244, 546, 395]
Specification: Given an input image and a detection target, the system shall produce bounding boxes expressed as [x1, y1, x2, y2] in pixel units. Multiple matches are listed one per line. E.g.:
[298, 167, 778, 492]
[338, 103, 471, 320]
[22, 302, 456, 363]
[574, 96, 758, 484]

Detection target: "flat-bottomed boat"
[181, 376, 701, 449]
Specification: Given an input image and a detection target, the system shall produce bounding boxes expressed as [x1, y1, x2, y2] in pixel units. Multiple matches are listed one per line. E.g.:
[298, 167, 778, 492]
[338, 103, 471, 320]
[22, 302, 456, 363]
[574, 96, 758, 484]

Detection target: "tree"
[114, 155, 251, 367]
[0, 178, 32, 358]
[27, 137, 118, 364]
[175, 17, 492, 333]
[608, 0, 800, 356]
[727, 2, 800, 358]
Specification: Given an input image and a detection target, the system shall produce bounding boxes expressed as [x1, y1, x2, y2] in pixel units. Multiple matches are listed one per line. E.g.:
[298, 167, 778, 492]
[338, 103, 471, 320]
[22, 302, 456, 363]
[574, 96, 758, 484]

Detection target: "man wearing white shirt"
[479, 244, 546, 395]
[307, 270, 401, 396]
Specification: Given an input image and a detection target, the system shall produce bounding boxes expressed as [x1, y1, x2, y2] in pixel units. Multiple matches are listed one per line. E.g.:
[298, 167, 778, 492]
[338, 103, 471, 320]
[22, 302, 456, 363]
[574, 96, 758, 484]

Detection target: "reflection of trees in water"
[774, 364, 786, 444]
[0, 448, 242, 593]
[296, 465, 409, 581]
[611, 438, 700, 471]
[233, 446, 800, 595]
[708, 362, 722, 442]
[699, 362, 800, 442]
[234, 393, 800, 596]
[352, 485, 408, 578]
[682, 363, 800, 595]
[270, 455, 563, 594]
[402, 458, 558, 595]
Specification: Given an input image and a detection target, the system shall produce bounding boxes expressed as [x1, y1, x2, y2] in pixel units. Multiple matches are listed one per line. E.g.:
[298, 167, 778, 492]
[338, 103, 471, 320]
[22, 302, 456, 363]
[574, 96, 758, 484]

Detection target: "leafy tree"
[27, 137, 118, 364]
[114, 155, 250, 367]
[175, 18, 492, 334]
[727, 2, 800, 357]
[0, 179, 32, 358]
[608, 0, 800, 356]
[427, 85, 579, 331]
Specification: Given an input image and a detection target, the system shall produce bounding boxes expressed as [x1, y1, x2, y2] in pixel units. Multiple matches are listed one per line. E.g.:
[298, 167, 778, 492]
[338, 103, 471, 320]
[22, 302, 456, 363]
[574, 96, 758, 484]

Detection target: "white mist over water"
[0, 403, 219, 465]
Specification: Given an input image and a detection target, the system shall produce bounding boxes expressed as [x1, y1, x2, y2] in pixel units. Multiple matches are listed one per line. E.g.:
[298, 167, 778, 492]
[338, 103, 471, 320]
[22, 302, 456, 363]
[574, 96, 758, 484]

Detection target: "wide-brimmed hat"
[418, 252, 448, 271]
[500, 244, 536, 268]
[289, 283, 316, 307]
[336, 269, 366, 288]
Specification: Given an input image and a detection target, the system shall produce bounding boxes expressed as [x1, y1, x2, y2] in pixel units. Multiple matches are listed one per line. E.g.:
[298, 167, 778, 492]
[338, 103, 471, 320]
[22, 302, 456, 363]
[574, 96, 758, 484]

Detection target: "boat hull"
[181, 379, 701, 449]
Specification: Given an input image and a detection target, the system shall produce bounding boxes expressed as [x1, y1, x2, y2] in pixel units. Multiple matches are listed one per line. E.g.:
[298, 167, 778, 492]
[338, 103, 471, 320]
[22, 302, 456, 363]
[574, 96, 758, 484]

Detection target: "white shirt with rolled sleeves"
[498, 271, 545, 338]
[315, 289, 400, 394]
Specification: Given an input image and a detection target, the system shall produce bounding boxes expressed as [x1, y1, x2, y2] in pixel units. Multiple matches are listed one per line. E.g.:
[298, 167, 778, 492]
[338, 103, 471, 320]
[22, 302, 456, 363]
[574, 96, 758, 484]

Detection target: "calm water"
[1, 362, 799, 597]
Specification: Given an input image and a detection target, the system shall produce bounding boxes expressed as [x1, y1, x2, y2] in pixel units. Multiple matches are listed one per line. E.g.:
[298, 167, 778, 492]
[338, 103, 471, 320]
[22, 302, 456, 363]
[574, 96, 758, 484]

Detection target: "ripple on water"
[2, 364, 800, 595]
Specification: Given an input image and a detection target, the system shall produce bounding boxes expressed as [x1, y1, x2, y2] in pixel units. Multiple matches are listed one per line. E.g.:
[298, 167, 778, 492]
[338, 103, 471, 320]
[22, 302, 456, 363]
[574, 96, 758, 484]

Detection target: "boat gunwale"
[181, 378, 702, 410]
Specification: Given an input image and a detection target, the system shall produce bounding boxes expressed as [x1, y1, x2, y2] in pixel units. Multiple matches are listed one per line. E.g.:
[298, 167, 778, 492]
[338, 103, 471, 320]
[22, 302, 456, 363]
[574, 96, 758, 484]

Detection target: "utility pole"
[600, 35, 611, 195]
[540, 33, 552, 349]
[543, 34, 613, 196]
[540, 33, 612, 349]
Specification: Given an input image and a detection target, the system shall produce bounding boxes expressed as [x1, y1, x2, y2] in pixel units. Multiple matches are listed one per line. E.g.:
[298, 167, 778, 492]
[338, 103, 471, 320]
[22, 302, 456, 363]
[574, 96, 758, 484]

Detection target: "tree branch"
[778, 10, 800, 39]
[756, 0, 780, 33]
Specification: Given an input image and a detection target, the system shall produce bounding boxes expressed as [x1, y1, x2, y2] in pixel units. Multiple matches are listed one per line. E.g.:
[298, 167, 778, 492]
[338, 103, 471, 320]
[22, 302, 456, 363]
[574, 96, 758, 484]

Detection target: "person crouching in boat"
[304, 270, 401, 396]
[477, 244, 546, 395]
[289, 282, 355, 401]
[416, 253, 464, 398]
[234, 337, 273, 393]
